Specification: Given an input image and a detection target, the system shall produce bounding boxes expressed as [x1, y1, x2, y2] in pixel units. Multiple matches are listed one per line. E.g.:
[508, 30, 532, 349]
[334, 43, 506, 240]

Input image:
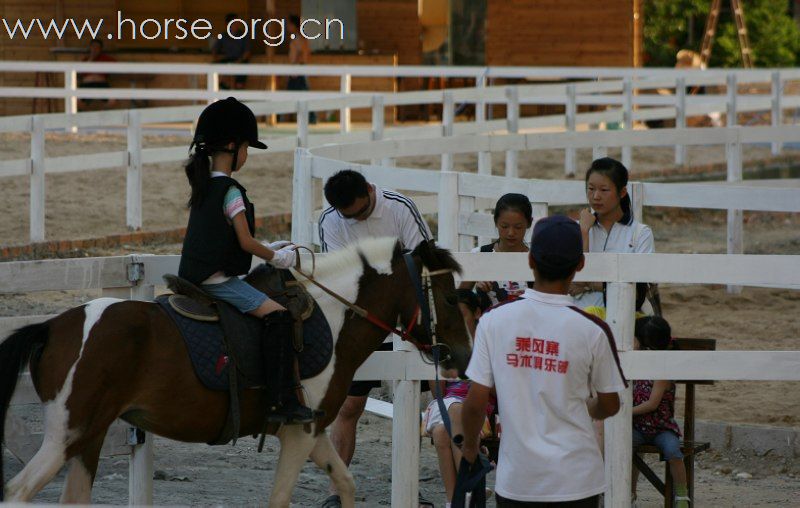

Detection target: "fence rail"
[2, 63, 799, 243]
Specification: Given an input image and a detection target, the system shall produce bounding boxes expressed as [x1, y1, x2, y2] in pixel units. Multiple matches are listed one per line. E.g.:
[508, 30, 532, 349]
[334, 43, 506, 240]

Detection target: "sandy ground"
[3, 410, 800, 507]
[1, 131, 799, 505]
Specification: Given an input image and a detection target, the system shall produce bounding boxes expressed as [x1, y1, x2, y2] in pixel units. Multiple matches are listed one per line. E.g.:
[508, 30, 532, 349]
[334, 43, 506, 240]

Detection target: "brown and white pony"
[0, 238, 471, 506]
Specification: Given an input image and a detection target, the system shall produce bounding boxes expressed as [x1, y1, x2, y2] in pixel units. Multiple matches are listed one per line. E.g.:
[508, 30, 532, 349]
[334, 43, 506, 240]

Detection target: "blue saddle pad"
[155, 295, 334, 391]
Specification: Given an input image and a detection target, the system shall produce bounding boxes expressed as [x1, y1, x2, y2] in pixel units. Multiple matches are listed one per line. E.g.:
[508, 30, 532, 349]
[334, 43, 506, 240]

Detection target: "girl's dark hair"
[635, 315, 673, 351]
[493, 193, 533, 226]
[457, 288, 483, 313]
[585, 157, 632, 219]
[185, 149, 212, 208]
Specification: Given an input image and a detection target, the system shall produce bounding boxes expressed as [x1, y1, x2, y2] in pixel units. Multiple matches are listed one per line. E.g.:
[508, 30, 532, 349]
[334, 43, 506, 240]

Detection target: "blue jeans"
[202, 276, 268, 314]
[633, 428, 683, 461]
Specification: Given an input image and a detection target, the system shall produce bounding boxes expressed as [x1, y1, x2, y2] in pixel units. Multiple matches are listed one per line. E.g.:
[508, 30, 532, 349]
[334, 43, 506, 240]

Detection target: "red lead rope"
[362, 305, 431, 352]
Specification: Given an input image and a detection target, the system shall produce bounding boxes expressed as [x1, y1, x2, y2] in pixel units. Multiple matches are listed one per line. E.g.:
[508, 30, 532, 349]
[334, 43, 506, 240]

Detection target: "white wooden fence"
[2, 64, 799, 243]
[2, 251, 799, 506]
[290, 124, 800, 506]
[293, 125, 800, 294]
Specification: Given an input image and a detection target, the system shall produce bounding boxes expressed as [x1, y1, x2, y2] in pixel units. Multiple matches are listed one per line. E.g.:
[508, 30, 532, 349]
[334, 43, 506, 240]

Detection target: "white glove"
[270, 246, 297, 269]
[262, 240, 293, 250]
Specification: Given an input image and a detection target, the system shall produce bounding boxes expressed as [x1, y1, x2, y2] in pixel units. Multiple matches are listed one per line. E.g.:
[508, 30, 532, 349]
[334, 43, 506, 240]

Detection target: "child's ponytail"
[185, 145, 211, 207]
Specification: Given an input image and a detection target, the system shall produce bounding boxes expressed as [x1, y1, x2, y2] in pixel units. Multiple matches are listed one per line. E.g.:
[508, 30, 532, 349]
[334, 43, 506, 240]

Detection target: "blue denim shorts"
[202, 276, 268, 314]
[633, 428, 683, 461]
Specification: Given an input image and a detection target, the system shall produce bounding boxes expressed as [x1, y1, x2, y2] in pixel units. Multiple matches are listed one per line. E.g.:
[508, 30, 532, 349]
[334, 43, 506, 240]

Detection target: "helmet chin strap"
[229, 142, 241, 172]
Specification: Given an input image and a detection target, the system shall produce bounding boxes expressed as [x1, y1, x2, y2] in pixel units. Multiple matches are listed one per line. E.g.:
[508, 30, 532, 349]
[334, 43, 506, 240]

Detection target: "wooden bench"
[633, 337, 716, 508]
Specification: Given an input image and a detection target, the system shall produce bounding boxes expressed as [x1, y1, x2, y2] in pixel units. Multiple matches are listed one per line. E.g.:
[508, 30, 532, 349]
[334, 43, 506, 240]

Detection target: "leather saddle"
[164, 267, 315, 351]
[159, 266, 332, 445]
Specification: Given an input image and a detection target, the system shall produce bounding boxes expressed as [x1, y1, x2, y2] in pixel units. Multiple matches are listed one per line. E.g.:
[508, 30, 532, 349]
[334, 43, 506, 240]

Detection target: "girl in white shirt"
[572, 158, 655, 309]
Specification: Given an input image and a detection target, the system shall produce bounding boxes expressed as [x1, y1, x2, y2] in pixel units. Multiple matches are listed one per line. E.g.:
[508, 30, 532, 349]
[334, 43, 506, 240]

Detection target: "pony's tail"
[0, 322, 49, 501]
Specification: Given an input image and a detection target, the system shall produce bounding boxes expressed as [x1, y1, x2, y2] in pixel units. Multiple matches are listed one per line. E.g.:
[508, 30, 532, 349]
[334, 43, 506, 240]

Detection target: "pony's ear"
[411, 239, 436, 265]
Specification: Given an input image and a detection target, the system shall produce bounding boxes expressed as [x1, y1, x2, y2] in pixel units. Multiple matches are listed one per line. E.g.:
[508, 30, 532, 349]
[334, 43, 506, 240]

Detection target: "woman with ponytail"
[178, 97, 314, 424]
[571, 157, 655, 309]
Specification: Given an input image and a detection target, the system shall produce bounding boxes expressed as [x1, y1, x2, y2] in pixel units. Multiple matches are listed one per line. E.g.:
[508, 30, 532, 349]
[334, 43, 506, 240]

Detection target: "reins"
[289, 246, 451, 354]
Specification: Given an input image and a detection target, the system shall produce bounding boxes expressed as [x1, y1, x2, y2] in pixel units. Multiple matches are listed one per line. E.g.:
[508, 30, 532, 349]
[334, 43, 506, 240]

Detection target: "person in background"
[212, 13, 251, 90]
[318, 169, 432, 508]
[78, 39, 117, 109]
[572, 158, 655, 310]
[459, 193, 534, 308]
[424, 291, 495, 508]
[631, 316, 690, 508]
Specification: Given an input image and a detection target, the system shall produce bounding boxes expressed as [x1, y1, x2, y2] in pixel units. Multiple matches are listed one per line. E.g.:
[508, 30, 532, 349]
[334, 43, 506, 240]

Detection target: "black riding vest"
[178, 176, 255, 285]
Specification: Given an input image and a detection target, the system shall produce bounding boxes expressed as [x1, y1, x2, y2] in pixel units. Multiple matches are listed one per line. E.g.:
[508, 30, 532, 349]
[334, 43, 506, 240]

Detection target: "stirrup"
[265, 404, 319, 425]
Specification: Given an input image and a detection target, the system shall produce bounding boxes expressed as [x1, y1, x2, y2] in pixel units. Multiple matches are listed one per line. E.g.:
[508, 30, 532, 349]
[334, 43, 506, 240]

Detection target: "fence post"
[129, 432, 154, 506]
[565, 84, 577, 177]
[726, 129, 743, 294]
[391, 338, 420, 508]
[458, 195, 476, 252]
[532, 202, 549, 226]
[475, 71, 487, 125]
[207, 71, 219, 104]
[297, 101, 309, 148]
[477, 74, 491, 176]
[30, 116, 45, 243]
[370, 94, 385, 167]
[505, 86, 519, 178]
[126, 110, 143, 231]
[438, 171, 459, 249]
[64, 70, 78, 133]
[622, 78, 633, 170]
[441, 91, 455, 172]
[629, 181, 644, 223]
[340, 73, 352, 133]
[727, 74, 737, 127]
[771, 71, 782, 155]
[675, 76, 687, 166]
[102, 255, 155, 506]
[604, 281, 635, 508]
[291, 148, 314, 246]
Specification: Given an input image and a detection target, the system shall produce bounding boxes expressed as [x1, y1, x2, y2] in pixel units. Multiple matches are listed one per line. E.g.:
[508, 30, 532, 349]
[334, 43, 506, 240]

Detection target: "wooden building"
[0, 0, 641, 116]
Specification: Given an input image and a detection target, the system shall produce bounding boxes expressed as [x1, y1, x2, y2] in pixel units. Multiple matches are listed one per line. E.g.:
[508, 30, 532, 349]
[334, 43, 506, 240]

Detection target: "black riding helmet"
[191, 97, 267, 170]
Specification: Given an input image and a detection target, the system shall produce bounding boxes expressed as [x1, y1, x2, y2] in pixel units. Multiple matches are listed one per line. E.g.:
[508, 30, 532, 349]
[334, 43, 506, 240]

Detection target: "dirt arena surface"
[1, 131, 799, 505]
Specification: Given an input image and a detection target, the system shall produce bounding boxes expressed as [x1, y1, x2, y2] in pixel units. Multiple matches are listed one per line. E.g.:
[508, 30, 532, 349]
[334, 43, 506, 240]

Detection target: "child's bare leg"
[448, 404, 465, 465]
[431, 425, 457, 502]
[668, 458, 687, 486]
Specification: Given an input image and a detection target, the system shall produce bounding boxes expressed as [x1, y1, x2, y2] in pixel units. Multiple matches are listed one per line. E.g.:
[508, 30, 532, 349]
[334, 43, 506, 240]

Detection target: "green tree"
[644, 0, 800, 67]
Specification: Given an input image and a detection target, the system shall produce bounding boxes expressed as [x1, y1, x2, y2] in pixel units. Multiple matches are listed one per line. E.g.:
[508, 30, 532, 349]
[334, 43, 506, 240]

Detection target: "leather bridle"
[291, 246, 454, 358]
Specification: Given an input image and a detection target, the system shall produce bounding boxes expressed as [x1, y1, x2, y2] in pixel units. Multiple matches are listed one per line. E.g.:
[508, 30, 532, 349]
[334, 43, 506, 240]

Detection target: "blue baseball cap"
[529, 215, 583, 269]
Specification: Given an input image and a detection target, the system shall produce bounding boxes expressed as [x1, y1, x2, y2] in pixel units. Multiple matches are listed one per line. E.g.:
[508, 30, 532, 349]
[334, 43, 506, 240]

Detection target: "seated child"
[423, 291, 495, 508]
[632, 315, 690, 508]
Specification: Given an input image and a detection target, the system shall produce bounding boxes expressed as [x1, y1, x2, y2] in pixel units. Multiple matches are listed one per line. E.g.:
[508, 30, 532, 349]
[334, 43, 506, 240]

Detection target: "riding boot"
[263, 311, 315, 424]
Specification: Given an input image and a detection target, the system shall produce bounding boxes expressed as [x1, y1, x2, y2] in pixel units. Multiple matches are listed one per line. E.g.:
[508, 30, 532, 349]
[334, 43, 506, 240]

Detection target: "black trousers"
[495, 493, 600, 508]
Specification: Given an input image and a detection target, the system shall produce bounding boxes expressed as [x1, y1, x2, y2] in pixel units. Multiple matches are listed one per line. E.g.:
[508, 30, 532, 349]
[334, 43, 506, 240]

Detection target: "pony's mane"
[307, 237, 400, 278]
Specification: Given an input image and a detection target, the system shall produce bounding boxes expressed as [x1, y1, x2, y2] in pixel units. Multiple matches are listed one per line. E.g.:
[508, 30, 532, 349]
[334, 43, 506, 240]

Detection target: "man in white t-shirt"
[460, 215, 627, 507]
[318, 169, 432, 507]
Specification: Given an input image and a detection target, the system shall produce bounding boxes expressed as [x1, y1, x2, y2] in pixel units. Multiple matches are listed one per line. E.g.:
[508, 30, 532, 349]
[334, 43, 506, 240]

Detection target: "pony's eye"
[444, 291, 458, 306]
